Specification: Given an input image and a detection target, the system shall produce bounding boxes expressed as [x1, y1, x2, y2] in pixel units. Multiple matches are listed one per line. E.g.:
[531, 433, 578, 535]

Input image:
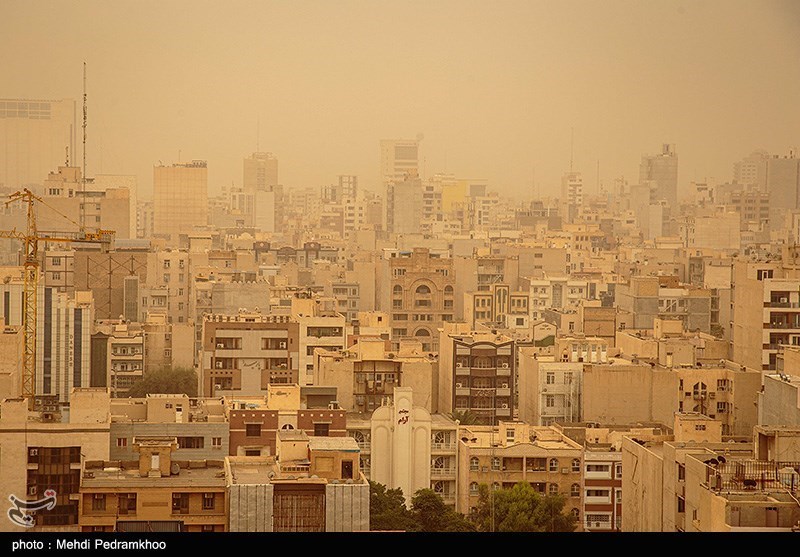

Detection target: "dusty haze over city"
[2, 0, 799, 199]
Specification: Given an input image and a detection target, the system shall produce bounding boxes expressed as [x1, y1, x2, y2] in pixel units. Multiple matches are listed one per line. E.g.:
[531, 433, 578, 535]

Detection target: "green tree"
[368, 481, 416, 531]
[474, 482, 577, 532]
[448, 409, 479, 425]
[125, 366, 198, 398]
[410, 489, 476, 532]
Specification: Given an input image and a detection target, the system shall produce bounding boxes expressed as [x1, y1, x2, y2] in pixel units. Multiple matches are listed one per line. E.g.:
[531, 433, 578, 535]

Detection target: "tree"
[474, 482, 577, 532]
[448, 409, 479, 425]
[410, 489, 476, 532]
[368, 481, 416, 531]
[125, 366, 198, 398]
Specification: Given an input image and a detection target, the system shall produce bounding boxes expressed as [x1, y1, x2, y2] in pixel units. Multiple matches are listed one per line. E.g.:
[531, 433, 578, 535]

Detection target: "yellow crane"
[0, 188, 114, 409]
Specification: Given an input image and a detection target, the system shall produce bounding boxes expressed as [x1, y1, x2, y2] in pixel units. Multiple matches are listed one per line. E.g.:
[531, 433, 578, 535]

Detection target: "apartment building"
[79, 437, 227, 532]
[224, 384, 345, 457]
[290, 294, 346, 385]
[226, 432, 368, 532]
[109, 394, 228, 461]
[314, 336, 437, 414]
[384, 247, 455, 352]
[438, 326, 515, 425]
[92, 320, 145, 397]
[732, 258, 800, 371]
[200, 312, 300, 397]
[456, 421, 583, 527]
[0, 389, 111, 531]
[616, 275, 712, 334]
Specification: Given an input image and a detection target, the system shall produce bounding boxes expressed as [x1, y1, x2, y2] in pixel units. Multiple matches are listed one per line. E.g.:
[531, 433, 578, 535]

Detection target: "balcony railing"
[431, 442, 456, 451]
[431, 467, 456, 477]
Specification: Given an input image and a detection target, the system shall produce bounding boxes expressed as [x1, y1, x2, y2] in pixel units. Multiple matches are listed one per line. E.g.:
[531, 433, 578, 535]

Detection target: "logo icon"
[7, 489, 57, 528]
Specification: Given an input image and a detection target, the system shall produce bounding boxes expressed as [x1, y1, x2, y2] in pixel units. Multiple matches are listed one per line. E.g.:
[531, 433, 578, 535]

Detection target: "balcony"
[497, 366, 512, 377]
[496, 387, 511, 397]
[496, 407, 511, 417]
[455, 386, 470, 396]
[431, 442, 456, 452]
[356, 441, 371, 452]
[431, 467, 456, 477]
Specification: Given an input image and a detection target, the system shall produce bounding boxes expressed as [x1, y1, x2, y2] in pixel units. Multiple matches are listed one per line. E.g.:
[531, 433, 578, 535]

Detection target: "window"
[51, 256, 62, 266]
[677, 497, 685, 513]
[118, 493, 136, 514]
[546, 372, 555, 385]
[516, 317, 525, 326]
[91, 494, 106, 511]
[545, 395, 555, 408]
[491, 457, 501, 471]
[202, 493, 216, 510]
[314, 423, 330, 436]
[470, 482, 479, 494]
[470, 457, 479, 472]
[116, 437, 127, 448]
[506, 428, 515, 443]
[572, 459, 581, 472]
[570, 483, 580, 496]
[172, 493, 189, 514]
[695, 424, 706, 431]
[52, 272, 61, 280]
[163, 273, 170, 283]
[163, 260, 171, 269]
[549, 483, 559, 495]
[212, 437, 222, 448]
[615, 463, 622, 479]
[245, 423, 262, 437]
[549, 458, 559, 472]
[177, 436, 204, 449]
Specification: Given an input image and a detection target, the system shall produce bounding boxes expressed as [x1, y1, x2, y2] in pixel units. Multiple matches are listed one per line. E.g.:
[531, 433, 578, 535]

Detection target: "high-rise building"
[0, 98, 77, 189]
[765, 150, 800, 220]
[561, 171, 584, 223]
[640, 144, 678, 209]
[386, 172, 423, 234]
[380, 139, 419, 186]
[243, 152, 282, 232]
[153, 160, 208, 242]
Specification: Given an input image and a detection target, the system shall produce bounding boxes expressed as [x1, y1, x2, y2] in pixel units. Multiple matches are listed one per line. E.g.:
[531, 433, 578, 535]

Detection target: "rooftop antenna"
[65, 146, 69, 167]
[81, 61, 87, 228]
[570, 127, 574, 172]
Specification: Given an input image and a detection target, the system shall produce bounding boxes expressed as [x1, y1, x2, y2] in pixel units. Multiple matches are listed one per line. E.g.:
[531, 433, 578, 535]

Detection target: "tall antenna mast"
[569, 127, 574, 172]
[81, 61, 87, 229]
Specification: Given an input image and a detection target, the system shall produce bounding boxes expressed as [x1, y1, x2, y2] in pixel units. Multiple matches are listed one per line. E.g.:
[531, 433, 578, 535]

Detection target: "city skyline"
[2, 0, 798, 199]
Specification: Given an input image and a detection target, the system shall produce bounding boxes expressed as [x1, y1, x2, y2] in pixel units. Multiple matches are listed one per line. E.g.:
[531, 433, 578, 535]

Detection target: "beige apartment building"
[384, 247, 455, 352]
[153, 160, 208, 243]
[0, 389, 111, 531]
[624, 416, 800, 532]
[290, 295, 346, 385]
[92, 320, 145, 397]
[200, 312, 300, 397]
[142, 312, 195, 372]
[79, 437, 227, 532]
[615, 317, 729, 366]
[456, 421, 583, 526]
[226, 432, 369, 532]
[314, 336, 437, 414]
[732, 258, 800, 371]
[616, 275, 712, 334]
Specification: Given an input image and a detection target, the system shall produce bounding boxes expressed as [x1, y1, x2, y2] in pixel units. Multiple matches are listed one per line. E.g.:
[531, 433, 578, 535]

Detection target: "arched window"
[549, 483, 559, 495]
[352, 431, 365, 444]
[433, 481, 445, 494]
[415, 328, 431, 337]
[492, 482, 501, 491]
[570, 483, 580, 496]
[393, 285, 403, 296]
[444, 285, 454, 296]
[469, 482, 479, 494]
[571, 508, 580, 519]
[470, 457, 479, 472]
[281, 424, 294, 430]
[434, 431, 447, 444]
[432, 457, 446, 469]
[415, 284, 431, 295]
[571, 458, 581, 472]
[549, 458, 559, 472]
[473, 356, 492, 368]
[492, 457, 502, 470]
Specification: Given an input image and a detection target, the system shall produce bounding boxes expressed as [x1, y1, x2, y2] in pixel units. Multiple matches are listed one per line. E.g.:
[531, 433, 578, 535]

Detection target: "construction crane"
[0, 188, 114, 409]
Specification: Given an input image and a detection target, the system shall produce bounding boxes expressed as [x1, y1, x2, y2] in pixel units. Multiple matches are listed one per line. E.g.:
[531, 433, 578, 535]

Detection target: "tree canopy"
[125, 366, 198, 398]
[473, 482, 577, 532]
[448, 409, 479, 425]
[369, 482, 475, 532]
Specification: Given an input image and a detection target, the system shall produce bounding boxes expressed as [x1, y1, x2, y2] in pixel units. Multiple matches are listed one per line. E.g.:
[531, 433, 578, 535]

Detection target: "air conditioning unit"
[561, 468, 569, 474]
[217, 343, 224, 348]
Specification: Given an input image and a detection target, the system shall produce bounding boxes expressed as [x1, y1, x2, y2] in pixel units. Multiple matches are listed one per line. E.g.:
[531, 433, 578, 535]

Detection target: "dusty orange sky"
[2, 0, 798, 201]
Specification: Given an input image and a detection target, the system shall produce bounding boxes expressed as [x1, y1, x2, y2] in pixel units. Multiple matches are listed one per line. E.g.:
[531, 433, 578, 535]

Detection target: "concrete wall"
[325, 483, 370, 532]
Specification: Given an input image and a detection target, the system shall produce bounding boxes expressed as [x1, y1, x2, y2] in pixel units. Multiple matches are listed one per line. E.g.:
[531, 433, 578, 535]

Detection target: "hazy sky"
[2, 0, 799, 200]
